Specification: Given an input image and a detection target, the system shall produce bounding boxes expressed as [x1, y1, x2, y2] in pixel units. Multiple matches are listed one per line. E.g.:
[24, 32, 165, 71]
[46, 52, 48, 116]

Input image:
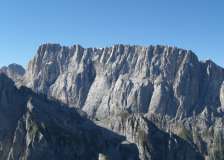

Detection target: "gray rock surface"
[97, 113, 203, 160]
[0, 63, 25, 82]
[220, 82, 224, 107]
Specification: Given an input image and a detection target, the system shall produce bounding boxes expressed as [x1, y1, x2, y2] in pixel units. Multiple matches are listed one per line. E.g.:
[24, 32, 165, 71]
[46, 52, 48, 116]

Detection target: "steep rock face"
[220, 82, 224, 107]
[148, 82, 175, 117]
[24, 44, 224, 120]
[24, 44, 96, 108]
[0, 63, 25, 82]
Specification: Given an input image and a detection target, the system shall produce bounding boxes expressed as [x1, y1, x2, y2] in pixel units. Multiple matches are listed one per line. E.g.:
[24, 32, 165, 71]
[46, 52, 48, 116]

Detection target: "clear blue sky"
[0, 0, 223, 67]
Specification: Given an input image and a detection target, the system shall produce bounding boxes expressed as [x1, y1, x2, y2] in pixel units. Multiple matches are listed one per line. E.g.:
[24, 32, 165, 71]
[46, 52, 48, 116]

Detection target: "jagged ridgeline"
[1, 43, 224, 160]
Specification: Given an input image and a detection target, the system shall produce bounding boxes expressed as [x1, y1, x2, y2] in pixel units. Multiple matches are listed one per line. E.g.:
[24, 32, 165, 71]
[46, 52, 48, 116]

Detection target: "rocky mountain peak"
[0, 63, 25, 82]
[23, 43, 224, 119]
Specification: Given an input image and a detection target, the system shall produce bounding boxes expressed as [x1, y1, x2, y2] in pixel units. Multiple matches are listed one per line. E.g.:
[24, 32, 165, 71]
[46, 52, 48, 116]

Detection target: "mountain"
[23, 44, 224, 120]
[0, 74, 203, 160]
[2, 43, 224, 159]
[0, 63, 25, 82]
